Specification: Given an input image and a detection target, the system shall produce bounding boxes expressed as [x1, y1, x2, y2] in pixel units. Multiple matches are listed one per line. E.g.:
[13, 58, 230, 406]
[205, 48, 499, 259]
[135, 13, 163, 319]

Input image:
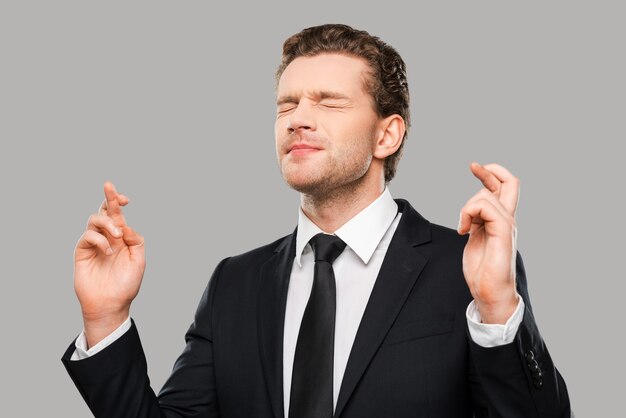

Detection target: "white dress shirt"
[72, 187, 525, 414]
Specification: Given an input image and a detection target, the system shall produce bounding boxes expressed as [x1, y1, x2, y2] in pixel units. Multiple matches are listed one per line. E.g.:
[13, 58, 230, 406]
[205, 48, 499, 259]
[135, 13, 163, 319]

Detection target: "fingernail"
[106, 247, 114, 255]
[114, 228, 122, 237]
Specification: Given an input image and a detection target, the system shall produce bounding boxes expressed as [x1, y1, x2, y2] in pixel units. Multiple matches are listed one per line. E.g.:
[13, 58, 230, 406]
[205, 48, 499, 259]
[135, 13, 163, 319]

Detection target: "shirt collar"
[295, 187, 399, 267]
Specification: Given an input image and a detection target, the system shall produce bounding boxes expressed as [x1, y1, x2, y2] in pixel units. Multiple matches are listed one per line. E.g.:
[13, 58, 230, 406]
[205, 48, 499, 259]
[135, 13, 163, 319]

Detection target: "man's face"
[275, 53, 380, 197]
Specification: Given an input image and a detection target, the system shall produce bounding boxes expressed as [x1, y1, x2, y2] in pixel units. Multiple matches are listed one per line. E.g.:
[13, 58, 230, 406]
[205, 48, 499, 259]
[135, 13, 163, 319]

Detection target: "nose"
[287, 100, 316, 133]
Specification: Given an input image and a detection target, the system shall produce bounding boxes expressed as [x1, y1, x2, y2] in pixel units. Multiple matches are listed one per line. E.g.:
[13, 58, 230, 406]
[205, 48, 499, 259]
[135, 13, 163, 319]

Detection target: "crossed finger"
[98, 182, 129, 227]
[98, 194, 129, 214]
[469, 162, 520, 216]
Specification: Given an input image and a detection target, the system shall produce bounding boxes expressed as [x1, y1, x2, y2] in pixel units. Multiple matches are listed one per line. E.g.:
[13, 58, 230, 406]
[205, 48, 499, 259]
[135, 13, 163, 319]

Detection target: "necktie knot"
[310, 233, 347, 264]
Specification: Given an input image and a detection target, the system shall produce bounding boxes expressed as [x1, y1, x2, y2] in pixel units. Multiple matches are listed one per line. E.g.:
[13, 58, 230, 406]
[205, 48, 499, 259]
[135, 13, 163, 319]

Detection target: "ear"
[373, 114, 405, 160]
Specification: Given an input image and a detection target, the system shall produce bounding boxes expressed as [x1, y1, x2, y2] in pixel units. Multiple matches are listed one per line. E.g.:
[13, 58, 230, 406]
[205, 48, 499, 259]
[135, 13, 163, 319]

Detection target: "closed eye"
[319, 103, 348, 111]
[318, 97, 350, 109]
[277, 106, 296, 114]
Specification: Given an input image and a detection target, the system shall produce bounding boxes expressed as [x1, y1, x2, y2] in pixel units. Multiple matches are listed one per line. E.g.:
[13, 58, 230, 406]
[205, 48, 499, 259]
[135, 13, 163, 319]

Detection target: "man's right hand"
[73, 181, 146, 349]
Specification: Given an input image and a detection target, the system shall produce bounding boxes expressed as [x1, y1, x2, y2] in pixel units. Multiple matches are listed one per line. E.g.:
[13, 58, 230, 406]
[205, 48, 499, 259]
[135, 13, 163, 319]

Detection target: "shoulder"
[419, 221, 469, 265]
[218, 232, 293, 272]
[206, 232, 293, 302]
[430, 222, 469, 247]
[396, 197, 469, 257]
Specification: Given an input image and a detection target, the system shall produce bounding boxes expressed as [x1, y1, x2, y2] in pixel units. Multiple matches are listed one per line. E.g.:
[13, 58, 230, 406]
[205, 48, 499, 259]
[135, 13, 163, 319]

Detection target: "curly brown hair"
[275, 24, 410, 183]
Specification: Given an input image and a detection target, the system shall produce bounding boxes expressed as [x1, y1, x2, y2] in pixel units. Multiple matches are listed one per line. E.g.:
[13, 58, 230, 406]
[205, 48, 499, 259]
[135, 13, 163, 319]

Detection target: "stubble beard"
[279, 142, 374, 206]
[292, 156, 371, 199]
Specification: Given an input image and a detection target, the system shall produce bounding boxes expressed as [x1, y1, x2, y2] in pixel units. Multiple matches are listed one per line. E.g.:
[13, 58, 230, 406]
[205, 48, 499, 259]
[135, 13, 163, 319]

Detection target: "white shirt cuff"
[466, 295, 525, 348]
[70, 316, 132, 361]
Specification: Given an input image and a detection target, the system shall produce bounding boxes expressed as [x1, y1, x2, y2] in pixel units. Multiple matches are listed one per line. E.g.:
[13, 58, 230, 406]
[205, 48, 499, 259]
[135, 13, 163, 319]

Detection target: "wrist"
[82, 309, 129, 349]
[475, 293, 519, 325]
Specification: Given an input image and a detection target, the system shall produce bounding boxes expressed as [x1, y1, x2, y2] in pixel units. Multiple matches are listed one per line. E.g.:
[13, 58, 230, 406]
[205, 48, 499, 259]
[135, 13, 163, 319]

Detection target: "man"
[63, 24, 571, 417]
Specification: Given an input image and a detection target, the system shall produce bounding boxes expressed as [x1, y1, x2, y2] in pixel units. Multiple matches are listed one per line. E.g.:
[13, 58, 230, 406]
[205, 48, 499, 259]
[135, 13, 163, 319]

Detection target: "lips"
[288, 143, 322, 153]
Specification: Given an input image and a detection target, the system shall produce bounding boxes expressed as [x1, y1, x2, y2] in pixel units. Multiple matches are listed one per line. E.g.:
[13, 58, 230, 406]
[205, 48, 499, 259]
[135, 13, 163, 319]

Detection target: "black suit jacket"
[62, 198, 571, 417]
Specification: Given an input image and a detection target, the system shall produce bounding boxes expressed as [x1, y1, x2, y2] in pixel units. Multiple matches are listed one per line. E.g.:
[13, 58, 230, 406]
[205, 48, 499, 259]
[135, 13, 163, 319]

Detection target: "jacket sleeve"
[61, 257, 230, 418]
[468, 251, 572, 418]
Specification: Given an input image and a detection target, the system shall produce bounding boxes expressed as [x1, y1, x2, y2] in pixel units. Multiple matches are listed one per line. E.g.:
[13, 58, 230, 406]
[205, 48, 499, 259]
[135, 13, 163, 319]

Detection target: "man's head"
[274, 24, 410, 197]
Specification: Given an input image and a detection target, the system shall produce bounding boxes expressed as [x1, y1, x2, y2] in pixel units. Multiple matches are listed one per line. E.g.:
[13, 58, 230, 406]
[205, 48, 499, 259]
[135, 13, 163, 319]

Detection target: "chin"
[280, 160, 321, 187]
[282, 173, 323, 194]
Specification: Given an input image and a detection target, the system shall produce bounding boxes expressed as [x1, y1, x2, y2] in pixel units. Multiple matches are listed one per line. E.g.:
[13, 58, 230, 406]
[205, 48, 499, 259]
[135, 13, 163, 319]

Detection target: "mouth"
[288, 144, 323, 155]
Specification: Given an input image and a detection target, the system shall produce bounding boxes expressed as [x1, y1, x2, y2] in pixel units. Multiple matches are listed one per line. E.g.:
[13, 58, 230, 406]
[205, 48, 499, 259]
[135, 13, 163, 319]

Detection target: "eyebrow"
[276, 91, 351, 106]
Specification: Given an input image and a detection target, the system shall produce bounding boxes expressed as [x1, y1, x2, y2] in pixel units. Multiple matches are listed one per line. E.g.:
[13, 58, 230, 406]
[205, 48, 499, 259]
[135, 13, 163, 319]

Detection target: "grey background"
[1, 1, 623, 416]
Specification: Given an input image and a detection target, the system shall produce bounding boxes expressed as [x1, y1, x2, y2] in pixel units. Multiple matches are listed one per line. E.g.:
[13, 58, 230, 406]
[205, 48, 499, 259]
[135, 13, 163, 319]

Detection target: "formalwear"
[62, 197, 570, 417]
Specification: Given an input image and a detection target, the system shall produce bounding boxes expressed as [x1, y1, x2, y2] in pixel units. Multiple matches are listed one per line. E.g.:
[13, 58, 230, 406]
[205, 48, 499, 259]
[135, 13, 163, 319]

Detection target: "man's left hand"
[458, 162, 520, 324]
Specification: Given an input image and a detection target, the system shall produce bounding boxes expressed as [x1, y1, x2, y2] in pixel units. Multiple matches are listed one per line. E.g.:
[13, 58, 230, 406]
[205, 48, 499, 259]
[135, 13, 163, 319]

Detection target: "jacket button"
[533, 377, 543, 389]
[525, 350, 535, 363]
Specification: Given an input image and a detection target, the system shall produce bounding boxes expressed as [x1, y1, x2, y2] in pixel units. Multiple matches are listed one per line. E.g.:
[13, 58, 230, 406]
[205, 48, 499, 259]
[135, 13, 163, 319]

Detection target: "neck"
[300, 174, 385, 233]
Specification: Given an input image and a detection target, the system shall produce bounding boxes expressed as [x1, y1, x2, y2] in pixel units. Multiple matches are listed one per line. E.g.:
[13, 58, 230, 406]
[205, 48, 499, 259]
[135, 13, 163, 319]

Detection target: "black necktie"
[289, 233, 347, 418]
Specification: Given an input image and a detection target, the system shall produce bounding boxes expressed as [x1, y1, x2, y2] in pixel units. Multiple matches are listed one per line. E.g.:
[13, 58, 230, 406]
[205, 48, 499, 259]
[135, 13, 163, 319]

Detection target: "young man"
[63, 24, 571, 417]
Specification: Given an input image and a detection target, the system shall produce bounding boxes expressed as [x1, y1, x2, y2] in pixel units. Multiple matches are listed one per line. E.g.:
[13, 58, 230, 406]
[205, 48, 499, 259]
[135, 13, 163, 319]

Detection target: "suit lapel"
[257, 229, 296, 418]
[333, 199, 432, 418]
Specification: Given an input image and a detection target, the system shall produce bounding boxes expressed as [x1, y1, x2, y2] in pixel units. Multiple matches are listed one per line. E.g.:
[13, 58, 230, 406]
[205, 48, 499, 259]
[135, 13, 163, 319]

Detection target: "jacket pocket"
[382, 313, 455, 346]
